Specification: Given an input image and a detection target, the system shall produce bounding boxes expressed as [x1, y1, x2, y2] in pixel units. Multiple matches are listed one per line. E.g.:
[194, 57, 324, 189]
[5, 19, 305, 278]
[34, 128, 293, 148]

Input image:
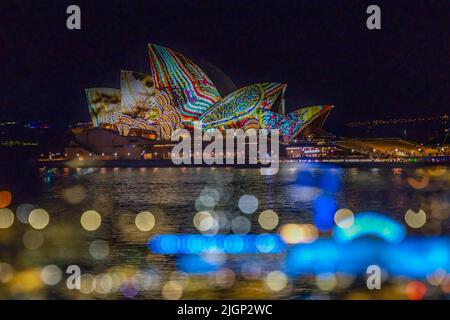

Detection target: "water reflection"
[0, 164, 449, 299]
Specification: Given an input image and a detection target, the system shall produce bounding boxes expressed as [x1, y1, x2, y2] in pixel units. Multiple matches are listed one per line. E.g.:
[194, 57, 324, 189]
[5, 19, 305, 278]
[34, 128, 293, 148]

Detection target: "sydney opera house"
[66, 44, 333, 160]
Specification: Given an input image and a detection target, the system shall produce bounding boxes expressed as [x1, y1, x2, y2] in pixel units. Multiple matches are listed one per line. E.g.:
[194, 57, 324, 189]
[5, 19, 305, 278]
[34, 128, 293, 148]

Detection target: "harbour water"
[0, 164, 449, 299]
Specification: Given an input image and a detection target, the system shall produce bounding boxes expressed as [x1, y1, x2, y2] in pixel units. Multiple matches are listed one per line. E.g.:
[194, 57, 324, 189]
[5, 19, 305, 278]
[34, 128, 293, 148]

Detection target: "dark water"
[0, 164, 449, 299]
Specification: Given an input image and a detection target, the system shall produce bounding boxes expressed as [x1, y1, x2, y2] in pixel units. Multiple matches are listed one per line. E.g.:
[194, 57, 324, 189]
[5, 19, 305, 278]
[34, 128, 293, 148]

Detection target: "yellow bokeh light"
[79, 273, 95, 294]
[280, 223, 318, 244]
[23, 230, 44, 250]
[193, 211, 214, 232]
[334, 208, 354, 229]
[94, 273, 114, 294]
[265, 271, 287, 291]
[0, 208, 14, 229]
[63, 185, 86, 204]
[40, 265, 62, 286]
[258, 210, 279, 230]
[316, 272, 337, 291]
[80, 210, 102, 231]
[0, 263, 14, 283]
[135, 211, 155, 232]
[426, 166, 447, 177]
[215, 268, 236, 288]
[162, 280, 183, 300]
[28, 208, 49, 230]
[405, 209, 426, 229]
[9, 268, 43, 294]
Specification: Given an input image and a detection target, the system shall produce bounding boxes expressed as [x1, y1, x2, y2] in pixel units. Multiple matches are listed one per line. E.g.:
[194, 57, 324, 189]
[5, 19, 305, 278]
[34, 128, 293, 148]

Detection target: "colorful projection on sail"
[287, 105, 333, 123]
[85, 88, 122, 127]
[119, 70, 182, 138]
[259, 105, 334, 142]
[199, 83, 286, 130]
[84, 44, 334, 140]
[148, 44, 221, 123]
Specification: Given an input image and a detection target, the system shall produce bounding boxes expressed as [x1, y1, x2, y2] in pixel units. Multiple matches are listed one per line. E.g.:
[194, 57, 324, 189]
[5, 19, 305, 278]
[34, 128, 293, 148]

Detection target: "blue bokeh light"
[314, 195, 337, 231]
[332, 212, 406, 243]
[148, 234, 285, 254]
[285, 237, 449, 277]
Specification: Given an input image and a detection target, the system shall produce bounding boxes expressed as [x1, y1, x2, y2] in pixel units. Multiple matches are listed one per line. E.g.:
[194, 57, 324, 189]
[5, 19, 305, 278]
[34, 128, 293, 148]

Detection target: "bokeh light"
[334, 208, 354, 229]
[265, 271, 287, 291]
[0, 263, 14, 283]
[314, 195, 337, 232]
[258, 210, 279, 230]
[79, 274, 95, 294]
[405, 281, 427, 300]
[231, 216, 251, 234]
[0, 208, 14, 229]
[193, 211, 215, 232]
[28, 208, 49, 230]
[404, 209, 427, 229]
[40, 265, 62, 285]
[162, 280, 183, 300]
[23, 230, 44, 250]
[89, 240, 109, 260]
[95, 273, 114, 295]
[427, 268, 446, 286]
[407, 172, 430, 190]
[199, 187, 220, 208]
[63, 185, 86, 204]
[0, 191, 12, 208]
[238, 195, 259, 214]
[135, 211, 156, 232]
[316, 272, 337, 291]
[332, 212, 405, 243]
[215, 268, 236, 288]
[80, 210, 102, 231]
[16, 203, 36, 224]
[280, 224, 318, 244]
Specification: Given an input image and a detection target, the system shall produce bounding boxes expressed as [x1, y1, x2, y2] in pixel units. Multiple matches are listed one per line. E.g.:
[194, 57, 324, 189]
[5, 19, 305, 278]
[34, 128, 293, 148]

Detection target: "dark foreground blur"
[0, 158, 449, 299]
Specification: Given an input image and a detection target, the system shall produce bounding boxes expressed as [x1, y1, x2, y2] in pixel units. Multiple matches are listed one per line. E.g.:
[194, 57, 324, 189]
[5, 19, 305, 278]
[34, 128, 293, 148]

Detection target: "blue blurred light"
[285, 239, 380, 276]
[296, 170, 315, 187]
[177, 255, 222, 274]
[332, 212, 405, 243]
[152, 234, 179, 254]
[255, 234, 280, 253]
[148, 234, 285, 254]
[314, 195, 337, 231]
[382, 237, 450, 278]
[285, 237, 449, 277]
[223, 235, 245, 254]
[319, 168, 341, 193]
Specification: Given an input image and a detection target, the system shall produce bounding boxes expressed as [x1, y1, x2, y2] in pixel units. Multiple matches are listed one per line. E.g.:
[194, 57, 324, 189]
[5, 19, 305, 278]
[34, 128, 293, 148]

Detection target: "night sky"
[0, 0, 449, 132]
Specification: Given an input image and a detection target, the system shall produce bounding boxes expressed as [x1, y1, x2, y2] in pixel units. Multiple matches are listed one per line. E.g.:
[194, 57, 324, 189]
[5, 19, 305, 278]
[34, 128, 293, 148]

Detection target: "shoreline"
[35, 158, 450, 169]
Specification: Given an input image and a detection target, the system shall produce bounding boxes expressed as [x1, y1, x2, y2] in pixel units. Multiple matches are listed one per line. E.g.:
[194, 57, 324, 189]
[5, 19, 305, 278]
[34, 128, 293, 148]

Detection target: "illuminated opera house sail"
[83, 44, 333, 143]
